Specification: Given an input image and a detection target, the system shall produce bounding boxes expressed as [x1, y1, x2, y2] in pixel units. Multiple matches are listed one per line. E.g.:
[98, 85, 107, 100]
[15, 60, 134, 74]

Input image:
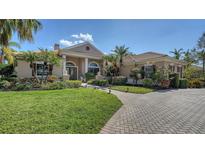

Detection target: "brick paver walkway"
[100, 89, 205, 134]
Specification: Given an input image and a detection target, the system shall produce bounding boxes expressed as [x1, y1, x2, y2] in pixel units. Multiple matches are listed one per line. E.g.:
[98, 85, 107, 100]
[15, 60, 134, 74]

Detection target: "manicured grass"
[111, 85, 154, 94]
[0, 88, 122, 134]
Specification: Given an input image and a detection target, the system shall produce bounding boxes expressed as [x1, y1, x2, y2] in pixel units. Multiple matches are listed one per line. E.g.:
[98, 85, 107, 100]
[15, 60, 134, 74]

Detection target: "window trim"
[88, 61, 100, 74]
[66, 61, 78, 80]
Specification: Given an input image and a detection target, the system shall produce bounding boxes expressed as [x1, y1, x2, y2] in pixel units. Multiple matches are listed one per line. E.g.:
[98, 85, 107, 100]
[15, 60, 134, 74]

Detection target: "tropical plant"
[38, 48, 60, 83]
[170, 48, 183, 60]
[197, 32, 205, 75]
[0, 19, 42, 47]
[0, 41, 21, 64]
[0, 20, 42, 64]
[103, 54, 119, 77]
[112, 45, 129, 67]
[183, 49, 196, 66]
[22, 51, 39, 82]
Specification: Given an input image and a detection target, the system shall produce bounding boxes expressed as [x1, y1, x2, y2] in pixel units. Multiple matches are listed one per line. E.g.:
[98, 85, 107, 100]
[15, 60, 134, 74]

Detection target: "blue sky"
[12, 19, 205, 55]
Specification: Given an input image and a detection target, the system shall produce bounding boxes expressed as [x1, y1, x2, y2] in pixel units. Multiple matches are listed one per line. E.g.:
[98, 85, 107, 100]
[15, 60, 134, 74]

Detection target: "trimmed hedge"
[179, 79, 188, 88]
[112, 76, 127, 85]
[87, 79, 108, 86]
[42, 80, 82, 90]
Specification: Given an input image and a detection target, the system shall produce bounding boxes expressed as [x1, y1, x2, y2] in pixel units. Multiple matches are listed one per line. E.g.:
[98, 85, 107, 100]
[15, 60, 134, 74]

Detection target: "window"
[36, 63, 49, 76]
[144, 65, 153, 78]
[169, 65, 175, 72]
[86, 46, 90, 51]
[88, 62, 99, 75]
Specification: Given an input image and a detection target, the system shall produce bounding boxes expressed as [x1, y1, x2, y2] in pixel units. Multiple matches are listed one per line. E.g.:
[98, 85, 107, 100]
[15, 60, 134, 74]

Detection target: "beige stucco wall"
[52, 60, 63, 77]
[16, 60, 63, 79]
[15, 60, 32, 78]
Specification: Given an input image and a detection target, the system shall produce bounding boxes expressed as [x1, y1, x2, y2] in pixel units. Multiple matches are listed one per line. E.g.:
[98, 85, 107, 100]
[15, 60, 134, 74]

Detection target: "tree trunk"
[203, 58, 205, 76]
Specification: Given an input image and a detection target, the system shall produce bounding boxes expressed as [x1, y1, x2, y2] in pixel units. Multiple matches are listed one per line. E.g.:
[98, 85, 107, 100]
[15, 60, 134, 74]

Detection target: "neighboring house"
[15, 42, 104, 80]
[120, 52, 187, 79]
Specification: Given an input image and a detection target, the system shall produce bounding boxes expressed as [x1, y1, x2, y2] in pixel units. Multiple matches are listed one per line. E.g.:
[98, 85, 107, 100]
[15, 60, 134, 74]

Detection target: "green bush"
[142, 78, 153, 87]
[14, 83, 32, 91]
[85, 72, 95, 81]
[0, 64, 14, 77]
[64, 80, 82, 88]
[179, 79, 188, 88]
[87, 79, 108, 86]
[0, 80, 11, 90]
[42, 80, 82, 90]
[42, 81, 66, 90]
[188, 79, 203, 88]
[112, 76, 127, 85]
[169, 73, 179, 88]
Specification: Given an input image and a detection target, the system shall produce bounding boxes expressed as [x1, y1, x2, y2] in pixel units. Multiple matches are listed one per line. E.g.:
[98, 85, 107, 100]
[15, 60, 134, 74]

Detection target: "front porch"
[61, 55, 103, 80]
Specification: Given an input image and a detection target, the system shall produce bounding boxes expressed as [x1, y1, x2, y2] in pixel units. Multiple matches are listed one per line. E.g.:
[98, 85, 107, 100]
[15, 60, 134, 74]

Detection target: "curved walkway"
[100, 89, 205, 134]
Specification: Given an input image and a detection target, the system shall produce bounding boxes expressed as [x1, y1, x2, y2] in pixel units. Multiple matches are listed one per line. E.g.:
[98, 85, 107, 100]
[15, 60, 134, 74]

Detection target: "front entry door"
[67, 67, 77, 80]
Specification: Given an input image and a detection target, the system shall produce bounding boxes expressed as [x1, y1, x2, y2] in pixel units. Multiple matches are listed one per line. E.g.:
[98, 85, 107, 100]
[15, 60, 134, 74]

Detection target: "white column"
[85, 58, 88, 73]
[62, 55, 67, 75]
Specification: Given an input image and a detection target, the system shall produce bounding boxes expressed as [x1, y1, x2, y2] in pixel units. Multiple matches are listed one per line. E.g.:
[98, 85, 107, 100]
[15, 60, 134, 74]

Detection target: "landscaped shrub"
[0, 80, 11, 90]
[88, 79, 108, 86]
[42, 80, 82, 90]
[0, 64, 14, 77]
[112, 76, 127, 85]
[14, 83, 32, 91]
[47, 75, 58, 82]
[169, 73, 179, 88]
[64, 80, 82, 88]
[42, 81, 66, 90]
[85, 72, 95, 81]
[179, 79, 188, 88]
[142, 78, 153, 87]
[188, 79, 203, 88]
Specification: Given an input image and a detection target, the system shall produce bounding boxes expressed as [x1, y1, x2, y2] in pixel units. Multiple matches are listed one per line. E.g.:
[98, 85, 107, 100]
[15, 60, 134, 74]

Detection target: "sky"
[11, 19, 205, 55]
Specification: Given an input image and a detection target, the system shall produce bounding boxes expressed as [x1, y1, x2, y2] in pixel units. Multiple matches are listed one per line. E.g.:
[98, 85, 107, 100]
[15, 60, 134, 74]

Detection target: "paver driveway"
[100, 89, 205, 134]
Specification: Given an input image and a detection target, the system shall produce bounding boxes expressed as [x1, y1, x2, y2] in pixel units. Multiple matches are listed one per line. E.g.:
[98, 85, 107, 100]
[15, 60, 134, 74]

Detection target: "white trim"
[88, 61, 99, 67]
[60, 41, 104, 55]
[66, 61, 78, 80]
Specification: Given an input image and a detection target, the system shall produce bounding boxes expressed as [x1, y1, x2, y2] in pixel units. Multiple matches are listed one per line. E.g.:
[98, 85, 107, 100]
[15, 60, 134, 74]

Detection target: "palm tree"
[183, 49, 196, 66]
[170, 48, 183, 60]
[0, 19, 42, 47]
[38, 48, 60, 83]
[103, 54, 119, 76]
[22, 51, 39, 82]
[197, 32, 205, 74]
[0, 41, 21, 64]
[112, 45, 129, 66]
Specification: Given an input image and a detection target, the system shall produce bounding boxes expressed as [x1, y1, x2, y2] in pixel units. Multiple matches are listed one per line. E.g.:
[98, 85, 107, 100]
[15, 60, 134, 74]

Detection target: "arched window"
[66, 62, 76, 67]
[88, 62, 99, 75]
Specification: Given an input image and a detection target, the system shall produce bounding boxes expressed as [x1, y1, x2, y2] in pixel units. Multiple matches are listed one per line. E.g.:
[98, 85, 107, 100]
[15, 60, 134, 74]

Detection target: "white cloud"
[59, 39, 75, 47]
[71, 33, 94, 42]
[59, 33, 94, 47]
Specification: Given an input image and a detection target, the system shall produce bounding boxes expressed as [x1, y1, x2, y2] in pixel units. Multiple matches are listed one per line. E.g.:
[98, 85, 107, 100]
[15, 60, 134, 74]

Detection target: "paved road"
[100, 89, 205, 134]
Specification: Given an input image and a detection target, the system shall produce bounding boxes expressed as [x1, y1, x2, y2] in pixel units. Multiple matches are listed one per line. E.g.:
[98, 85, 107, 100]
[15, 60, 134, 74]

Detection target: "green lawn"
[0, 88, 122, 134]
[111, 85, 154, 94]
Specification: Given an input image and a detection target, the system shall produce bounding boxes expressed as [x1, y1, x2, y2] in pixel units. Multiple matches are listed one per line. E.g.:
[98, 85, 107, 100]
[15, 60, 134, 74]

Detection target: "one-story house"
[120, 52, 187, 79]
[14, 42, 187, 80]
[15, 42, 104, 80]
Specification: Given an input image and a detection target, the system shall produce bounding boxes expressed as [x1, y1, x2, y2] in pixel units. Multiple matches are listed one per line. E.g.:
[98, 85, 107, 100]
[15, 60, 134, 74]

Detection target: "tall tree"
[0, 41, 21, 64]
[197, 32, 205, 74]
[22, 51, 39, 82]
[112, 45, 129, 66]
[0, 19, 42, 64]
[183, 49, 196, 66]
[0, 19, 42, 47]
[170, 48, 183, 60]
